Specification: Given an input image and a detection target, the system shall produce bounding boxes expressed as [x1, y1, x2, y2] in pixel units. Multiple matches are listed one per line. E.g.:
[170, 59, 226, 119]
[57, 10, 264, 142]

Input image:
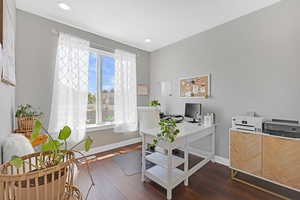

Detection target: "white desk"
[141, 122, 216, 200]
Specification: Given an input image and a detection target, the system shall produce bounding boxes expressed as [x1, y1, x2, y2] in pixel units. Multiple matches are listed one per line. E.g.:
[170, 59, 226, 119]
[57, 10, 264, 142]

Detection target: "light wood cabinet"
[230, 130, 262, 176]
[262, 135, 300, 190]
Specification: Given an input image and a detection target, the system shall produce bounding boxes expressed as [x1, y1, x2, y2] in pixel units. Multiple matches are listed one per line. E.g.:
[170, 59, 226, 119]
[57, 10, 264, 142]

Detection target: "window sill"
[86, 123, 115, 133]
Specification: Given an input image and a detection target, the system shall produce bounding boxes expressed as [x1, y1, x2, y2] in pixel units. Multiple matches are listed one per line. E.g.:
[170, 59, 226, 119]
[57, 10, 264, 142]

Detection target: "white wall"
[0, 83, 15, 158]
[0, 0, 16, 162]
[150, 0, 300, 158]
[0, 83, 14, 136]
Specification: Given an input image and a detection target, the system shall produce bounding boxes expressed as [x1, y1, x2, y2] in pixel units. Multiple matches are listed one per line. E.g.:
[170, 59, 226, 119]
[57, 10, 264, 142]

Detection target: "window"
[86, 50, 115, 127]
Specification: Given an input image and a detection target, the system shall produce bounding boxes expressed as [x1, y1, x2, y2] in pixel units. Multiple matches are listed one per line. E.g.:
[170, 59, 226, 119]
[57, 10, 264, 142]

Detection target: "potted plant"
[149, 100, 161, 107]
[15, 104, 43, 131]
[149, 100, 166, 119]
[152, 118, 180, 146]
[0, 120, 94, 200]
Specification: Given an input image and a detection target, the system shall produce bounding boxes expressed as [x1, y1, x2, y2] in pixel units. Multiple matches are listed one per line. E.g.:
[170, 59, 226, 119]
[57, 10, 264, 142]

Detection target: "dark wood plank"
[76, 161, 127, 200]
[99, 159, 165, 200]
[76, 144, 300, 200]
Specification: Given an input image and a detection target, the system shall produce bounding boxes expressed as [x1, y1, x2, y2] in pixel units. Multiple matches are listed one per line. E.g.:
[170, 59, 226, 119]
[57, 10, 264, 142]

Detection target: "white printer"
[232, 116, 265, 132]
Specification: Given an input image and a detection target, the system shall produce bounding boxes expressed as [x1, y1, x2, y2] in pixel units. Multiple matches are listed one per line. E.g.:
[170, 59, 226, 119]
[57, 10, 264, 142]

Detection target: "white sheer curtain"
[48, 33, 90, 144]
[114, 49, 138, 132]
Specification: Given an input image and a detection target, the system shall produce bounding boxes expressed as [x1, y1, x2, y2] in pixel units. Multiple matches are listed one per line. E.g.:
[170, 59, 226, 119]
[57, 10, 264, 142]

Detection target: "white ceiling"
[16, 0, 280, 52]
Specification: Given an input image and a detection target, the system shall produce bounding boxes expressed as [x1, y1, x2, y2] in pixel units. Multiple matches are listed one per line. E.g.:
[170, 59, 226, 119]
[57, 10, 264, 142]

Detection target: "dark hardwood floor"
[75, 144, 299, 200]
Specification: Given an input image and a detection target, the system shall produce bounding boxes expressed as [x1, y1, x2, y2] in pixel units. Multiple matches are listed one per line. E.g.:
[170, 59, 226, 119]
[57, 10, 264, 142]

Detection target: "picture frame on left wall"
[1, 0, 16, 86]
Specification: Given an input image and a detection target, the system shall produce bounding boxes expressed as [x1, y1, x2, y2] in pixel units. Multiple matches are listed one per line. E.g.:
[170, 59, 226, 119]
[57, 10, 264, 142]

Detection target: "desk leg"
[141, 135, 146, 182]
[167, 147, 172, 200]
[211, 127, 216, 163]
[167, 189, 172, 200]
[184, 139, 189, 186]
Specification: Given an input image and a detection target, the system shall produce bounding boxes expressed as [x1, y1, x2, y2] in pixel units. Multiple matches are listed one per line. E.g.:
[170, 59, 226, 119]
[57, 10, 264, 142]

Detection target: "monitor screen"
[185, 103, 201, 119]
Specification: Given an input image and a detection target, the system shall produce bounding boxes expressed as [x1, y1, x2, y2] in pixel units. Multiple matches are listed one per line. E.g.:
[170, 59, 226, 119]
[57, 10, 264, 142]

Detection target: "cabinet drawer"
[263, 135, 300, 190]
[230, 130, 262, 176]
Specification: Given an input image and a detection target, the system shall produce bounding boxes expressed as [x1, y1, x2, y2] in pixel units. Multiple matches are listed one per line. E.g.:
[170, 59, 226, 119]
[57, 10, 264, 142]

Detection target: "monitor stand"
[188, 119, 198, 123]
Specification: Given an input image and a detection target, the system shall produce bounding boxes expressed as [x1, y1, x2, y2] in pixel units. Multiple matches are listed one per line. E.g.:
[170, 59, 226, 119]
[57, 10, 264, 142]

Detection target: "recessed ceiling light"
[145, 38, 152, 43]
[58, 3, 71, 10]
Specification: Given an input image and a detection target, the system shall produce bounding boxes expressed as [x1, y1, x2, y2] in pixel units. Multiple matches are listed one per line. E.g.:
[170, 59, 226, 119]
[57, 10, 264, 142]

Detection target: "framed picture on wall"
[137, 84, 149, 96]
[1, 0, 16, 86]
[179, 74, 211, 98]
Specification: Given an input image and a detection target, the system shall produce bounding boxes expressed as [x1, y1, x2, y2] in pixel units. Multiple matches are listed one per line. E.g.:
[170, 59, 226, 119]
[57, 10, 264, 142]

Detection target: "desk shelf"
[145, 166, 185, 188]
[141, 123, 216, 200]
[146, 152, 184, 169]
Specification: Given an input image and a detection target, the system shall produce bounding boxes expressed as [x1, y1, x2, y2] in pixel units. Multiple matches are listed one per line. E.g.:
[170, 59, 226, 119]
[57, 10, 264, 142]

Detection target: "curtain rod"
[51, 29, 138, 56]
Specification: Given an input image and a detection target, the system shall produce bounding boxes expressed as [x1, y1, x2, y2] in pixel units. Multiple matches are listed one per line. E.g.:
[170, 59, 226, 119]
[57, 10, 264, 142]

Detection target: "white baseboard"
[214, 155, 229, 166]
[188, 150, 229, 167]
[76, 137, 230, 167]
[76, 137, 142, 158]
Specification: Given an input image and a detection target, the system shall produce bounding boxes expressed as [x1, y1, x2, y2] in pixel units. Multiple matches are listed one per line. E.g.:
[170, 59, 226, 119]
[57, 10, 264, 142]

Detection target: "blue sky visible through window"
[88, 52, 115, 94]
[101, 56, 115, 92]
[88, 52, 97, 94]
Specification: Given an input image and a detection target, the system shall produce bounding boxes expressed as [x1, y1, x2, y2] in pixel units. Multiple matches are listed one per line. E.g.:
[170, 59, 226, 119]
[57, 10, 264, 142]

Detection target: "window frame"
[86, 48, 116, 132]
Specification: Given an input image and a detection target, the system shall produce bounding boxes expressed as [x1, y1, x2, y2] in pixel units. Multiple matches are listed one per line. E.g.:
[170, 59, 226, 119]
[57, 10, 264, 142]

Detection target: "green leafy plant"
[11, 120, 93, 168]
[10, 120, 95, 199]
[152, 119, 180, 146]
[88, 93, 96, 105]
[15, 104, 43, 117]
[149, 100, 161, 107]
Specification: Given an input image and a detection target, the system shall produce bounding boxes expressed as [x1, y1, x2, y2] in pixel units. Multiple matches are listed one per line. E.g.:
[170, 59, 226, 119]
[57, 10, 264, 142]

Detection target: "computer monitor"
[185, 103, 201, 123]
